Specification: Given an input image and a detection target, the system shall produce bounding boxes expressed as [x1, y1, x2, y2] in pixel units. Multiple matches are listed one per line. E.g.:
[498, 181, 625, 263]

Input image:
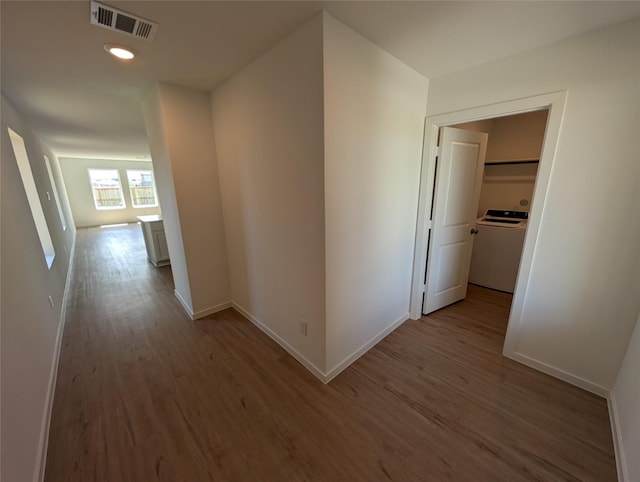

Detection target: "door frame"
[410, 91, 567, 354]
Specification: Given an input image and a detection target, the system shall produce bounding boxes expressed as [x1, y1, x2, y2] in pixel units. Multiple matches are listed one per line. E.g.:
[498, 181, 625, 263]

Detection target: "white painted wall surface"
[150, 83, 231, 317]
[1, 95, 76, 482]
[480, 111, 545, 215]
[211, 15, 327, 373]
[427, 17, 640, 390]
[323, 13, 429, 375]
[611, 312, 640, 482]
[59, 157, 160, 227]
[486, 110, 547, 162]
[477, 163, 538, 215]
[143, 87, 194, 313]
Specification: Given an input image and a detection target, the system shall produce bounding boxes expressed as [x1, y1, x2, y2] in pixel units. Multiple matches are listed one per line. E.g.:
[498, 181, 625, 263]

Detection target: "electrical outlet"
[48, 295, 54, 308]
[299, 319, 308, 336]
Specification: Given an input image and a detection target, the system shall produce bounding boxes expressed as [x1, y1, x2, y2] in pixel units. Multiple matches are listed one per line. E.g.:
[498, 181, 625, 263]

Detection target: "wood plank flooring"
[44, 224, 617, 481]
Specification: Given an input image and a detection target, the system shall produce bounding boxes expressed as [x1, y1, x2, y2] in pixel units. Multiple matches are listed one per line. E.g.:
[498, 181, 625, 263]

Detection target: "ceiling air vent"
[90, 1, 158, 41]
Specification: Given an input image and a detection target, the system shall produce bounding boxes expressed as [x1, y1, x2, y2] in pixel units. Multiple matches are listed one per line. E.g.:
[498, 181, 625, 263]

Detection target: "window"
[126, 169, 158, 208]
[44, 156, 67, 231]
[88, 168, 125, 209]
[8, 127, 56, 269]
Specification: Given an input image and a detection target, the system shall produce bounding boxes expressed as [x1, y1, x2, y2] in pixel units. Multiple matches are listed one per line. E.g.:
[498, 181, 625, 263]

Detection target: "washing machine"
[469, 210, 528, 293]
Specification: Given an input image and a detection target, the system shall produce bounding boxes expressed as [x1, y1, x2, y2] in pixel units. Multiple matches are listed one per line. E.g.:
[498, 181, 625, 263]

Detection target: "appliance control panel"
[484, 210, 529, 220]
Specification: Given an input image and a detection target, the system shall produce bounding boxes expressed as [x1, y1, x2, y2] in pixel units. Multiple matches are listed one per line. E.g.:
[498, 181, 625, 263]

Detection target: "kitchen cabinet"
[137, 215, 170, 267]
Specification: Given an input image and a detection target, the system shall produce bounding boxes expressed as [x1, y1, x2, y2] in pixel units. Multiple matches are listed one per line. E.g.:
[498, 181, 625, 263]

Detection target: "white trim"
[411, 91, 567, 320]
[503, 351, 608, 398]
[608, 392, 628, 482]
[324, 313, 410, 383]
[87, 168, 127, 211]
[173, 289, 193, 318]
[191, 301, 232, 320]
[409, 121, 439, 319]
[173, 290, 232, 320]
[126, 168, 159, 209]
[230, 304, 409, 385]
[231, 302, 327, 383]
[502, 92, 567, 355]
[34, 233, 76, 482]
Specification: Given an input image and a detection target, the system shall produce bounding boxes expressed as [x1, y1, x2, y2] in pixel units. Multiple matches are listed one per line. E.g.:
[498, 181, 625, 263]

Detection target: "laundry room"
[454, 109, 548, 294]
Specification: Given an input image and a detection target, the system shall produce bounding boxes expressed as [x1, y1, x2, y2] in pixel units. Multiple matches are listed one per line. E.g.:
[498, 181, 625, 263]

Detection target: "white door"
[423, 127, 488, 314]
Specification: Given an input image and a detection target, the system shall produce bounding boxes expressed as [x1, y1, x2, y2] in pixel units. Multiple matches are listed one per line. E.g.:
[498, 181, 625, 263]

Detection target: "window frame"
[126, 169, 159, 208]
[88, 168, 126, 210]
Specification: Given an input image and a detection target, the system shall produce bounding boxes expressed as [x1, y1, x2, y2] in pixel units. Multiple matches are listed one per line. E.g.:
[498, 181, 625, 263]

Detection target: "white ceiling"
[3, 1, 640, 160]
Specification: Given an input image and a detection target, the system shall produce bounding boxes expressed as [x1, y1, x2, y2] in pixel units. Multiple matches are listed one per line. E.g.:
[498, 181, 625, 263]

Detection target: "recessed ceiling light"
[104, 44, 137, 60]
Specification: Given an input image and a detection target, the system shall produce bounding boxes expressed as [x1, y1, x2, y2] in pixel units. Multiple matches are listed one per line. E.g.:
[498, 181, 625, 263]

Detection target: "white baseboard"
[503, 350, 609, 397]
[173, 290, 232, 320]
[608, 393, 627, 482]
[35, 234, 76, 482]
[192, 301, 233, 320]
[324, 313, 409, 383]
[174, 289, 193, 319]
[231, 304, 409, 385]
[231, 302, 327, 382]
[503, 351, 628, 480]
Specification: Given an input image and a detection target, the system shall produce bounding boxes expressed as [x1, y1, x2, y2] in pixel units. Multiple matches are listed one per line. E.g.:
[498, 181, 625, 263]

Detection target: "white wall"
[211, 14, 327, 373]
[59, 157, 160, 227]
[486, 110, 547, 162]
[1, 95, 76, 482]
[323, 13, 429, 375]
[143, 84, 230, 318]
[211, 12, 428, 378]
[427, 17, 640, 390]
[611, 312, 640, 482]
[482, 111, 545, 215]
[143, 86, 194, 313]
[477, 163, 538, 215]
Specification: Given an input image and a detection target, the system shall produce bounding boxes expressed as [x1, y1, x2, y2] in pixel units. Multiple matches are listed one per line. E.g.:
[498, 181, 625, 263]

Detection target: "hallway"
[44, 224, 617, 481]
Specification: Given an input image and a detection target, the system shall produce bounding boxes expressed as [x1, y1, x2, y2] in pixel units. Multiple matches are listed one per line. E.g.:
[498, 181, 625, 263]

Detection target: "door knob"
[470, 228, 478, 235]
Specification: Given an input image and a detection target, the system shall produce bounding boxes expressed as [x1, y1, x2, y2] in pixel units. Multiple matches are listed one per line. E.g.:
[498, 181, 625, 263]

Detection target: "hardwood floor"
[45, 224, 617, 481]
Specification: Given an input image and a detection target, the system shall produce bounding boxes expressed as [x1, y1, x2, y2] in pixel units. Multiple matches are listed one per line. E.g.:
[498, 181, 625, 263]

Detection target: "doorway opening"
[410, 91, 567, 358]
[454, 109, 547, 296]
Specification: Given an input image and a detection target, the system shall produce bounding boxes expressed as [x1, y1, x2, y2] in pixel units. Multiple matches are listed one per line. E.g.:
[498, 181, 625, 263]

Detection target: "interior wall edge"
[609, 311, 640, 482]
[210, 13, 326, 373]
[34, 233, 76, 482]
[503, 350, 609, 397]
[608, 392, 628, 482]
[142, 84, 195, 314]
[231, 302, 327, 383]
[323, 11, 428, 370]
[155, 82, 231, 313]
[173, 289, 194, 320]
